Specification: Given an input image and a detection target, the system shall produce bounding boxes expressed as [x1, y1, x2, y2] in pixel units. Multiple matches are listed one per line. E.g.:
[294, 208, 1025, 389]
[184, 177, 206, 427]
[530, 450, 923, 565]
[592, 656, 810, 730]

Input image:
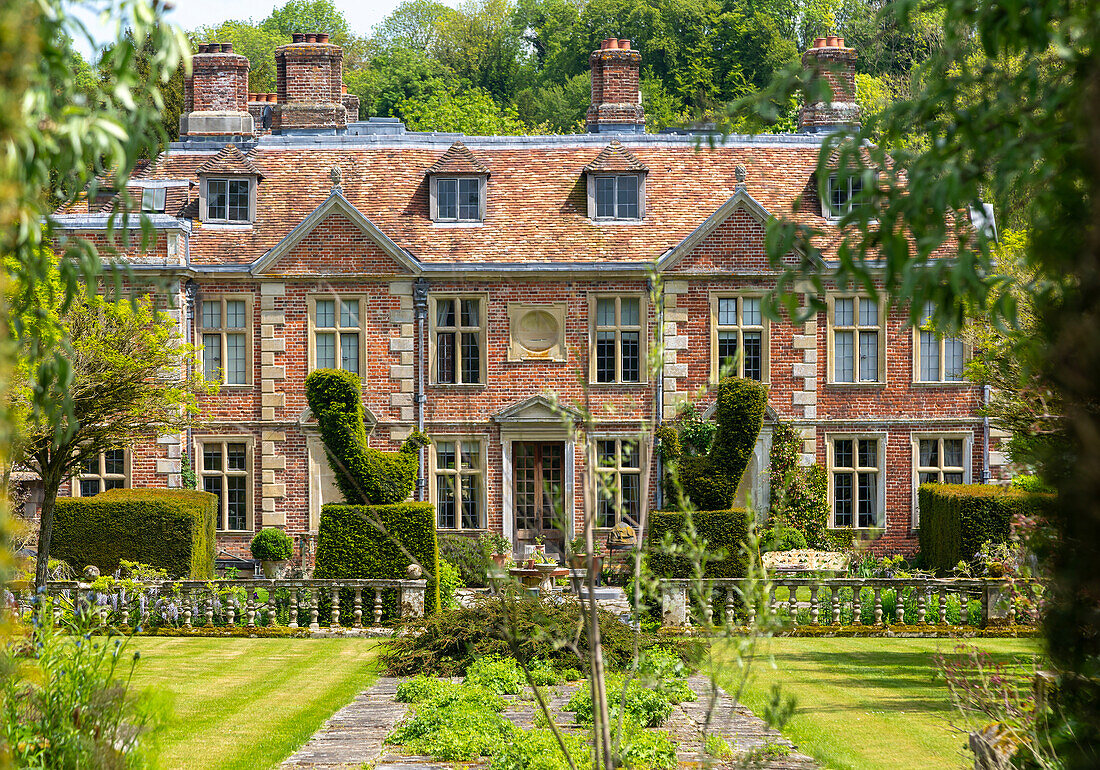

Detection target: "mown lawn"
[712, 636, 1041, 770]
[126, 637, 380, 769]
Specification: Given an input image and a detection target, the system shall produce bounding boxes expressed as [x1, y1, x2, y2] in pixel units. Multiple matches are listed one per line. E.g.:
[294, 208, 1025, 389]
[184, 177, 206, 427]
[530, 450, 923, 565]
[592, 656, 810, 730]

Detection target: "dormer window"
[594, 175, 640, 220]
[825, 173, 864, 218]
[207, 178, 251, 222]
[434, 177, 483, 222]
[141, 186, 166, 213]
[584, 141, 648, 222]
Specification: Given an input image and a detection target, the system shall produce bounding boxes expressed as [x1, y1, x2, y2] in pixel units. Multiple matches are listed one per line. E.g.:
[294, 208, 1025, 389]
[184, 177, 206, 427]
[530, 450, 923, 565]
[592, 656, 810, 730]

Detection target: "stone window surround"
[428, 174, 487, 223]
[586, 173, 646, 221]
[912, 302, 970, 384]
[194, 434, 255, 533]
[910, 431, 972, 530]
[198, 292, 254, 388]
[819, 171, 867, 220]
[588, 293, 649, 385]
[708, 292, 770, 384]
[199, 174, 258, 224]
[506, 302, 568, 363]
[826, 294, 886, 385]
[428, 293, 489, 387]
[74, 449, 130, 497]
[306, 294, 368, 377]
[428, 434, 488, 532]
[590, 433, 647, 530]
[826, 432, 887, 530]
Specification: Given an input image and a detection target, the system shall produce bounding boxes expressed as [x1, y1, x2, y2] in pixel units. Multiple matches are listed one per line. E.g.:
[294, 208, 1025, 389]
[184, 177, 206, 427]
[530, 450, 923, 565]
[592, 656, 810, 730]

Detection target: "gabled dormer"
[425, 141, 490, 224]
[196, 144, 264, 225]
[584, 141, 647, 222]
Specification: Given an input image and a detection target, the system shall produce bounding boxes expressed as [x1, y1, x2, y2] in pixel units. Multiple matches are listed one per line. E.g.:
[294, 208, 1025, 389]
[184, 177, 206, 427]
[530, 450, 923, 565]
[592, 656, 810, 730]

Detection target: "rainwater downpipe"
[653, 276, 664, 511]
[982, 384, 992, 484]
[184, 266, 197, 488]
[414, 277, 429, 501]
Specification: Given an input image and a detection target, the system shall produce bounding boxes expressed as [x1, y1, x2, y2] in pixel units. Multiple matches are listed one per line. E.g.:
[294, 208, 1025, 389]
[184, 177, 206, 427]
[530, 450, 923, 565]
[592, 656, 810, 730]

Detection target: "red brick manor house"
[50, 34, 1000, 561]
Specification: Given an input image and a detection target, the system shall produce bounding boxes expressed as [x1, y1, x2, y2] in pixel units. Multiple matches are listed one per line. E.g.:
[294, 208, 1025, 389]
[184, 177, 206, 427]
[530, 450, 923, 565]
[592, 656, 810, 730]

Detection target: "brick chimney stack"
[586, 38, 645, 134]
[273, 33, 348, 134]
[181, 43, 254, 138]
[798, 37, 861, 133]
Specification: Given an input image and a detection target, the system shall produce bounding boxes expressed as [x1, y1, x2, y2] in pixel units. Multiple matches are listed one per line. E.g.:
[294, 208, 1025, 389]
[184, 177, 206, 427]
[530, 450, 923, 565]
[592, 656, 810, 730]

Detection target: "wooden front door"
[513, 441, 567, 554]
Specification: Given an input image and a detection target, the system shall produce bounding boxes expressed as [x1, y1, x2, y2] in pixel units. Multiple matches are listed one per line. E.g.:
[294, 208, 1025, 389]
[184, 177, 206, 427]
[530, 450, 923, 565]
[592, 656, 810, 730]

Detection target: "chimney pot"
[608, 38, 620, 49]
[826, 35, 839, 46]
[317, 33, 330, 43]
[838, 37, 846, 48]
[292, 33, 305, 43]
[221, 43, 232, 53]
[305, 33, 317, 43]
[814, 37, 825, 48]
[620, 39, 631, 51]
[197, 43, 207, 54]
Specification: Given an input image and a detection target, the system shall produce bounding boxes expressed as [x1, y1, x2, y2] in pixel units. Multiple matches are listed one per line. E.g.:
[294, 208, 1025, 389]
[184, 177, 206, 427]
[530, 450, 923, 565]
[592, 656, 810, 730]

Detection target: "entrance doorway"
[513, 441, 567, 555]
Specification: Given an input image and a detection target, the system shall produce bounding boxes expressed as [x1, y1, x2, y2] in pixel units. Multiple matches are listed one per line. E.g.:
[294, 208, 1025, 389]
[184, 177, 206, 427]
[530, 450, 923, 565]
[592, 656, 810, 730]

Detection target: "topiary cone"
[305, 368, 430, 505]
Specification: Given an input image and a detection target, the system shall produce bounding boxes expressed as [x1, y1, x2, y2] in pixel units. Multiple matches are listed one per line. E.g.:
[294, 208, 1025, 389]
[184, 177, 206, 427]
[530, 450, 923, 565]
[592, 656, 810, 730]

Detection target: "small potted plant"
[479, 532, 512, 567]
[250, 528, 293, 579]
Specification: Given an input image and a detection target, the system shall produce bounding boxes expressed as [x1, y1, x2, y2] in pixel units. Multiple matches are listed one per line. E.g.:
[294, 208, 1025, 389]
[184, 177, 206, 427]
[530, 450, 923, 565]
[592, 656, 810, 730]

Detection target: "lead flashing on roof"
[49, 214, 192, 233]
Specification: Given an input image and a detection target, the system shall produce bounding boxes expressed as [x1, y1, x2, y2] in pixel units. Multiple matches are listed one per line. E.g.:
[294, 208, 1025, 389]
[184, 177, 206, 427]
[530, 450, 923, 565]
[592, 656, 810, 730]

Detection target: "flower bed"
[762, 549, 850, 572]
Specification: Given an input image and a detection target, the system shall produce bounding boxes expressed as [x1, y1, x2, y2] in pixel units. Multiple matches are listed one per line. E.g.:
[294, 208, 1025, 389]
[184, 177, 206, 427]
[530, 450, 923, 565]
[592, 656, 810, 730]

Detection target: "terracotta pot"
[317, 33, 330, 44]
[491, 553, 507, 567]
[292, 33, 305, 43]
[306, 33, 317, 43]
[826, 36, 839, 47]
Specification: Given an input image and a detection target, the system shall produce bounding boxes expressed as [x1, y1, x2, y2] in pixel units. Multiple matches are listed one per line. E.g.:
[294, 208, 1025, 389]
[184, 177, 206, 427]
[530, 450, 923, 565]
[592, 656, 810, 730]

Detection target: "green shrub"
[918, 484, 1055, 574]
[491, 728, 592, 770]
[661, 377, 767, 511]
[388, 686, 515, 760]
[1009, 474, 1055, 493]
[304, 368, 430, 504]
[760, 525, 807, 553]
[528, 659, 562, 686]
[381, 591, 698, 676]
[396, 674, 458, 703]
[768, 420, 829, 548]
[464, 655, 526, 695]
[51, 489, 216, 578]
[314, 502, 440, 615]
[620, 724, 678, 770]
[646, 509, 751, 579]
[439, 533, 490, 588]
[567, 675, 675, 728]
[439, 558, 462, 609]
[250, 528, 293, 561]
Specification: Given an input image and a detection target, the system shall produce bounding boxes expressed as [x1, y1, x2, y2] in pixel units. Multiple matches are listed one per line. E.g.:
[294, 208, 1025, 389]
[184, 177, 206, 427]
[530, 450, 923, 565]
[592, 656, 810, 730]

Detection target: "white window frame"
[307, 295, 367, 376]
[141, 186, 167, 213]
[911, 432, 972, 529]
[74, 449, 130, 497]
[199, 293, 253, 387]
[429, 175, 486, 223]
[201, 176, 255, 224]
[589, 294, 648, 385]
[913, 301, 969, 383]
[592, 435, 645, 530]
[195, 435, 254, 533]
[821, 172, 866, 219]
[429, 436, 487, 531]
[827, 295, 886, 384]
[429, 294, 487, 386]
[827, 433, 887, 529]
[587, 173, 646, 221]
[709, 293, 769, 383]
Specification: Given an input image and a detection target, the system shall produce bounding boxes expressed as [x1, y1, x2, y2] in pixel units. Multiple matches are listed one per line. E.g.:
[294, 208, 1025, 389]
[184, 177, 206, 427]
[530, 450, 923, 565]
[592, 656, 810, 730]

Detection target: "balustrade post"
[310, 589, 319, 630]
[895, 587, 905, 624]
[246, 592, 256, 628]
[768, 585, 777, 619]
[354, 588, 363, 628]
[660, 581, 688, 627]
[227, 594, 236, 627]
[289, 589, 299, 629]
[745, 578, 756, 626]
[183, 589, 192, 628]
[810, 585, 820, 625]
[939, 587, 948, 625]
[267, 588, 277, 627]
[53, 593, 62, 625]
[330, 587, 340, 629]
[873, 586, 883, 626]
[206, 591, 214, 627]
[787, 583, 798, 626]
[831, 587, 840, 625]
[724, 590, 735, 628]
[373, 589, 383, 625]
[852, 581, 863, 625]
[917, 586, 928, 624]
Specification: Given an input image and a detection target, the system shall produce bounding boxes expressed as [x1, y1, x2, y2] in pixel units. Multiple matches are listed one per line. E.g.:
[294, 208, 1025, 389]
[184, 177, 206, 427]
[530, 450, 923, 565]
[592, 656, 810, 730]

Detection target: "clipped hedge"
[314, 502, 441, 615]
[52, 488, 216, 579]
[918, 483, 1055, 574]
[647, 509, 751, 579]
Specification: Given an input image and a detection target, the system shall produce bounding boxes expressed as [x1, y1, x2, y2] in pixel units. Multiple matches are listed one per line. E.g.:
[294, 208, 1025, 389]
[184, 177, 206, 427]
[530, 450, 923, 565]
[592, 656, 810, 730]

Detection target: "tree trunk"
[34, 464, 63, 590]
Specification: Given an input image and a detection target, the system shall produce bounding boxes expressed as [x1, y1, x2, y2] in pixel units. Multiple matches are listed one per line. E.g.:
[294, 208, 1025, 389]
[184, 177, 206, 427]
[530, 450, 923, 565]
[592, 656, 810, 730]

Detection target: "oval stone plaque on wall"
[507, 303, 567, 362]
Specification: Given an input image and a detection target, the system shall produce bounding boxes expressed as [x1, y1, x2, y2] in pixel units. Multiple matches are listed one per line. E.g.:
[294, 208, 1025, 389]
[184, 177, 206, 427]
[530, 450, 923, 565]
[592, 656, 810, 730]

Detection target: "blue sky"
[71, 0, 412, 55]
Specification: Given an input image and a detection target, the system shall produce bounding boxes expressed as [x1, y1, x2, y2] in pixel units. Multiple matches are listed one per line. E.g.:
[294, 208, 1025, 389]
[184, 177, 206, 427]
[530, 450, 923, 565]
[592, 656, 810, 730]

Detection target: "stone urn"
[261, 560, 289, 579]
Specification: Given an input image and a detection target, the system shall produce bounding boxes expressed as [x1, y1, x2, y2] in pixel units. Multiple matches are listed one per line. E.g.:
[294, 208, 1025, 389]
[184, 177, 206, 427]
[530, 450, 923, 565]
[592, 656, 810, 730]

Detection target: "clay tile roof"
[583, 141, 648, 174]
[425, 141, 490, 176]
[195, 144, 265, 179]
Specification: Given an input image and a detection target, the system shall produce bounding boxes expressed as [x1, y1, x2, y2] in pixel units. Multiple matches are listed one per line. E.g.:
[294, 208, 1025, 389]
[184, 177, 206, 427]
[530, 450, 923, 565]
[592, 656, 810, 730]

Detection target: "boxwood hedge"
[51, 488, 216, 578]
[314, 502, 441, 615]
[647, 508, 751, 579]
[918, 483, 1055, 574]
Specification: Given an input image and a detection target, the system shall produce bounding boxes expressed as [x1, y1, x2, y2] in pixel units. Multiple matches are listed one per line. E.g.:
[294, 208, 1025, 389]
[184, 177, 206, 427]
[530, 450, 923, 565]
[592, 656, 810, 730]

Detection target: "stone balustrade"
[659, 576, 1043, 630]
[3, 578, 427, 633]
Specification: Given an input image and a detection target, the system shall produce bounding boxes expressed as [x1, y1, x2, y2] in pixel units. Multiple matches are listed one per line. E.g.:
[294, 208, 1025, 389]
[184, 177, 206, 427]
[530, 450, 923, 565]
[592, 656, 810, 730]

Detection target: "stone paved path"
[284, 674, 817, 769]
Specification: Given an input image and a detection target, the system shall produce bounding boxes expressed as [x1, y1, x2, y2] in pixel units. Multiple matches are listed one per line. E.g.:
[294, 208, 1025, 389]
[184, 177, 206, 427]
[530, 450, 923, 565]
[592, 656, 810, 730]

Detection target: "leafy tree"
[513, 72, 590, 132]
[400, 86, 529, 134]
[767, 421, 828, 548]
[435, 0, 531, 102]
[262, 0, 370, 71]
[754, 0, 1100, 761]
[8, 266, 208, 589]
[372, 0, 455, 52]
[351, 47, 456, 122]
[100, 27, 187, 147]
